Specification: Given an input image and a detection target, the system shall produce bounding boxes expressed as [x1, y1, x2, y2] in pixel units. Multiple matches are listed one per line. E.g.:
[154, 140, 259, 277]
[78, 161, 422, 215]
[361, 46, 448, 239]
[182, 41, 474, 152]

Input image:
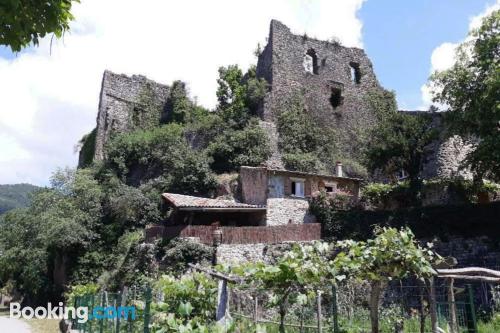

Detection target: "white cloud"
[420, 0, 500, 109]
[0, 0, 366, 185]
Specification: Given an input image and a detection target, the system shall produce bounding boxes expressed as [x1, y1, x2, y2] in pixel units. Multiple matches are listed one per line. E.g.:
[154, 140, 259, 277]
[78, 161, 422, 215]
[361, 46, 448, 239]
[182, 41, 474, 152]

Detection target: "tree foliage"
[365, 112, 439, 203]
[276, 97, 337, 173]
[0, 0, 79, 52]
[431, 10, 500, 181]
[216, 65, 267, 129]
[207, 118, 271, 173]
[105, 124, 217, 195]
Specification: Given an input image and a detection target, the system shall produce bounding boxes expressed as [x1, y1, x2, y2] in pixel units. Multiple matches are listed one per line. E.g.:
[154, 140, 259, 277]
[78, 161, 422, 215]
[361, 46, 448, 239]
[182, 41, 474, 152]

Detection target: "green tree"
[105, 124, 217, 195]
[207, 118, 271, 173]
[431, 10, 500, 181]
[0, 168, 104, 302]
[0, 0, 79, 52]
[216, 65, 267, 128]
[334, 227, 438, 333]
[230, 242, 339, 333]
[365, 112, 438, 204]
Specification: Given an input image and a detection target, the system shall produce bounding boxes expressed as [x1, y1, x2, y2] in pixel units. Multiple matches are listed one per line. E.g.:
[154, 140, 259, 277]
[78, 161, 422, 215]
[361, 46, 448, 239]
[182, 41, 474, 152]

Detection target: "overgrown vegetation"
[431, 9, 500, 182]
[365, 111, 439, 205]
[276, 96, 339, 174]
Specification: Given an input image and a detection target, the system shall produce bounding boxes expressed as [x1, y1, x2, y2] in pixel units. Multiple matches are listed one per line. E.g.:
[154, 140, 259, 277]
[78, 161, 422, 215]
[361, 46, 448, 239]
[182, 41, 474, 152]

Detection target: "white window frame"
[290, 177, 305, 198]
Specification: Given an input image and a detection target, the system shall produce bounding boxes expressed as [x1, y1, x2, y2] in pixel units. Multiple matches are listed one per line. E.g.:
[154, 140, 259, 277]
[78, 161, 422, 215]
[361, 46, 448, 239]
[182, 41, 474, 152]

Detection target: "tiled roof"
[162, 193, 266, 210]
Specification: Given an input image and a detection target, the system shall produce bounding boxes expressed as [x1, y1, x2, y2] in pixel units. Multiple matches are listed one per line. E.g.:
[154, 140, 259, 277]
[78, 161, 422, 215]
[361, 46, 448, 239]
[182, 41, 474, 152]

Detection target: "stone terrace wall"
[93, 70, 170, 160]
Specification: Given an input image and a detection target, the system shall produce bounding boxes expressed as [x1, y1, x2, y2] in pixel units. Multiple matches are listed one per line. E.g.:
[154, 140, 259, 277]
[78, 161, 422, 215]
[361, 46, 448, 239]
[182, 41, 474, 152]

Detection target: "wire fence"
[72, 281, 485, 333]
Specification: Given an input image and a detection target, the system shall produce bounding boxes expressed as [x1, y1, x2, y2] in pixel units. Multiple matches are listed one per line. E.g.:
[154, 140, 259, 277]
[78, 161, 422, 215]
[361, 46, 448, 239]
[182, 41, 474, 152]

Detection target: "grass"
[23, 318, 60, 333]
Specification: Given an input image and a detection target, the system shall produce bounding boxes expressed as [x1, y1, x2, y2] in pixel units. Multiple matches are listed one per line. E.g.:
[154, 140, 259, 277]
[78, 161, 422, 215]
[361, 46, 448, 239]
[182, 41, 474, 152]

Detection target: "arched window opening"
[303, 49, 319, 74]
[349, 62, 361, 84]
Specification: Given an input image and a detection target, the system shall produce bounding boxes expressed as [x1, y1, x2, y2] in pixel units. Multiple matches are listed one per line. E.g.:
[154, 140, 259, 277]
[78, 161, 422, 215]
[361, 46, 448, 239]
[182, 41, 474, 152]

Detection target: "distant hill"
[0, 184, 40, 214]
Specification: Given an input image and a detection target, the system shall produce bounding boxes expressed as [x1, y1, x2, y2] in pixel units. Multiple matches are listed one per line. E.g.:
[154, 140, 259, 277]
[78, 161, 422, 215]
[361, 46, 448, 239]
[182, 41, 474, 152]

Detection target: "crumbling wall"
[93, 70, 170, 161]
[256, 20, 387, 161]
[405, 111, 474, 180]
[265, 198, 316, 225]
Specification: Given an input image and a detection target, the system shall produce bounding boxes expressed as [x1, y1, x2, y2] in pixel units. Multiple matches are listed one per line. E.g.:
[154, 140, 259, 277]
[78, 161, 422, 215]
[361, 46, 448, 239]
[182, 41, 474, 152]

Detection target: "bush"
[160, 238, 213, 275]
[106, 124, 217, 195]
[207, 118, 271, 173]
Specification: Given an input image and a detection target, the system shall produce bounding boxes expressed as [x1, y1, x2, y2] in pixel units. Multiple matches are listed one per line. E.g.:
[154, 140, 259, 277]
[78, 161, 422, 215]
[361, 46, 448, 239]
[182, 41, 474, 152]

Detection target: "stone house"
[161, 162, 360, 228]
[239, 162, 360, 225]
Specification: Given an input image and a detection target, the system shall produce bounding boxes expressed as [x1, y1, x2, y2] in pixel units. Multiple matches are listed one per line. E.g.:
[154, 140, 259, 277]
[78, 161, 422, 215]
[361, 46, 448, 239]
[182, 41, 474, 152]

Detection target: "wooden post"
[332, 284, 339, 333]
[427, 277, 438, 333]
[254, 294, 258, 324]
[370, 281, 382, 333]
[448, 278, 457, 333]
[216, 280, 231, 323]
[317, 290, 323, 333]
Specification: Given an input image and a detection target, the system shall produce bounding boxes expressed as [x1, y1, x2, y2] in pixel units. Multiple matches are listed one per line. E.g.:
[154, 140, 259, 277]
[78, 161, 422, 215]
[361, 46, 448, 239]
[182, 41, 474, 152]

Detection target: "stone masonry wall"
[405, 111, 474, 180]
[256, 20, 388, 160]
[266, 198, 316, 225]
[432, 236, 500, 269]
[93, 70, 170, 160]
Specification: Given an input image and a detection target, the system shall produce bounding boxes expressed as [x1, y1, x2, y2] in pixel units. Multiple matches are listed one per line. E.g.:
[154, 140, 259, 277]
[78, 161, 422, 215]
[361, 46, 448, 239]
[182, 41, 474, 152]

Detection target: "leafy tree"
[216, 65, 267, 128]
[230, 242, 339, 333]
[106, 124, 217, 195]
[207, 118, 271, 173]
[334, 227, 438, 333]
[0, 168, 104, 302]
[365, 112, 439, 204]
[431, 10, 500, 181]
[0, 0, 79, 52]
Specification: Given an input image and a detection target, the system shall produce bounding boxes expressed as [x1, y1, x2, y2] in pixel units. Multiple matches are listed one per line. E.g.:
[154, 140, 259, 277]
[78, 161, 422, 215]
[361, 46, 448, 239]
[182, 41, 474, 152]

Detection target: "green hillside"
[0, 183, 39, 214]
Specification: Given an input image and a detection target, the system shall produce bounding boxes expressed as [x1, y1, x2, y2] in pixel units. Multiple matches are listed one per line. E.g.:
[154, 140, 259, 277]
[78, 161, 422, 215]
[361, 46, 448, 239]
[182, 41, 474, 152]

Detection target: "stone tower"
[256, 20, 388, 161]
[93, 70, 170, 161]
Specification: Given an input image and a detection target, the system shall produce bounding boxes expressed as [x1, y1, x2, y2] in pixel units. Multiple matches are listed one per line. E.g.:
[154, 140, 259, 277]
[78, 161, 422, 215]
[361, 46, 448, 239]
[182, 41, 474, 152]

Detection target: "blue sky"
[0, 0, 498, 185]
[360, 0, 497, 109]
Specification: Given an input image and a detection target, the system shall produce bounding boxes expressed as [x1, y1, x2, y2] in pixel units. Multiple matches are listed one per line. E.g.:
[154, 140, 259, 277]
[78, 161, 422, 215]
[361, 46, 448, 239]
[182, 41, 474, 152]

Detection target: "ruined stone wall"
[265, 198, 316, 225]
[93, 70, 170, 160]
[405, 111, 474, 180]
[256, 20, 387, 160]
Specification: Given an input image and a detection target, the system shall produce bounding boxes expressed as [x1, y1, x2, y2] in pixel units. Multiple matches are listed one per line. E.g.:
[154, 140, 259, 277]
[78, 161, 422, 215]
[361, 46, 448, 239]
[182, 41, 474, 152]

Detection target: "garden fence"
[72, 282, 481, 333]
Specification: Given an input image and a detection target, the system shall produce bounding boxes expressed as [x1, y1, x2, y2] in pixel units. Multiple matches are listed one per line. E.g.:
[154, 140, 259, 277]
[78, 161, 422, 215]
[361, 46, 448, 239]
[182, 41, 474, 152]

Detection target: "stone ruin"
[80, 20, 471, 182]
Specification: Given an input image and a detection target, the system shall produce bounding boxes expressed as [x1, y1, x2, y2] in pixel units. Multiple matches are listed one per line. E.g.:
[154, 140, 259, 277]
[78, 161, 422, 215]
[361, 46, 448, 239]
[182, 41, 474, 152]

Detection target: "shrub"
[160, 238, 213, 275]
[207, 118, 271, 173]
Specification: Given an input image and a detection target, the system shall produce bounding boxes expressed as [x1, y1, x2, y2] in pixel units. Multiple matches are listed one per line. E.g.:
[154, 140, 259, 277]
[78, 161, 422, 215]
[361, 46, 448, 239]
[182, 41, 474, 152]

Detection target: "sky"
[0, 0, 498, 186]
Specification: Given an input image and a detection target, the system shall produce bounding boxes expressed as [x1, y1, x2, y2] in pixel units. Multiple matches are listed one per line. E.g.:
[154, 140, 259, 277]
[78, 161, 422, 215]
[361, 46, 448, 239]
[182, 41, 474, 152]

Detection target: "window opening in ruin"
[330, 87, 343, 108]
[291, 179, 305, 197]
[325, 186, 334, 193]
[350, 62, 361, 84]
[303, 49, 319, 74]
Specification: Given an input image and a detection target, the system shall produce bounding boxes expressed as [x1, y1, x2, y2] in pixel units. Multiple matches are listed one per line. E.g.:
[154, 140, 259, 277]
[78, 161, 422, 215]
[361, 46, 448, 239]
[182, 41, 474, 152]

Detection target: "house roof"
[162, 193, 266, 212]
[267, 168, 363, 182]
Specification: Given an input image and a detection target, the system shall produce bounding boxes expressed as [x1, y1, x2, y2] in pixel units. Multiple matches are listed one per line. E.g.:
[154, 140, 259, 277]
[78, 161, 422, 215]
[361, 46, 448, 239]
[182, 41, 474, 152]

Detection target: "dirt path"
[0, 316, 32, 332]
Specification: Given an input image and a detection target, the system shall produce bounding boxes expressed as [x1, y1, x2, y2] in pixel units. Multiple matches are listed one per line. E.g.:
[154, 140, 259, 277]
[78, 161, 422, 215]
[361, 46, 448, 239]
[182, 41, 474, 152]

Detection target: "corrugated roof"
[162, 193, 266, 210]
